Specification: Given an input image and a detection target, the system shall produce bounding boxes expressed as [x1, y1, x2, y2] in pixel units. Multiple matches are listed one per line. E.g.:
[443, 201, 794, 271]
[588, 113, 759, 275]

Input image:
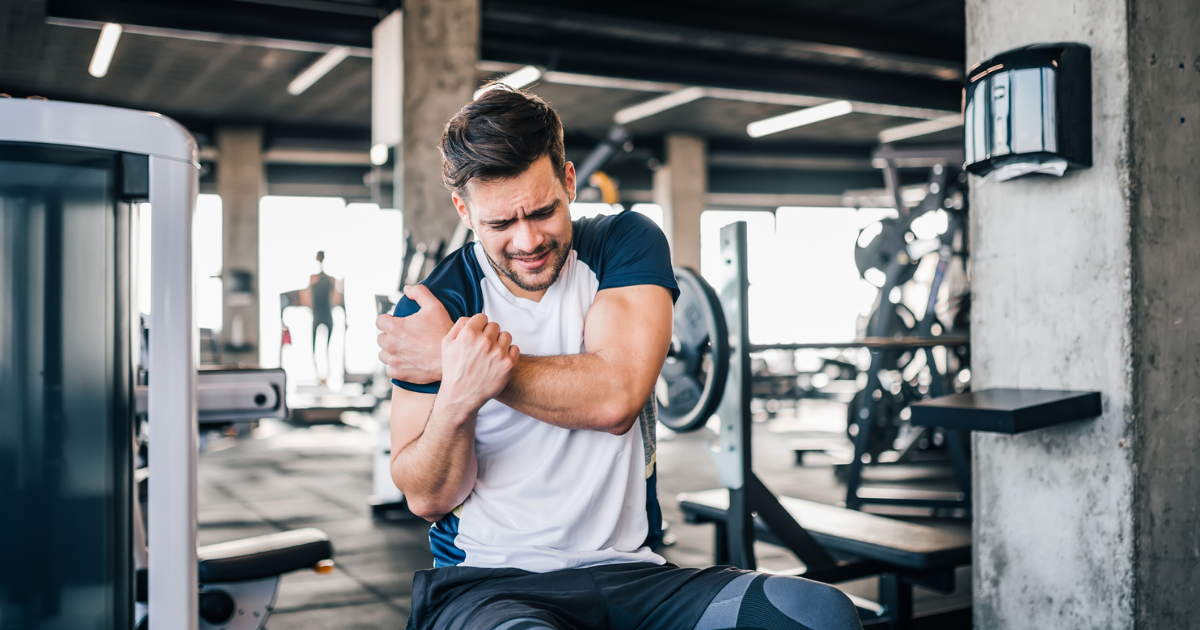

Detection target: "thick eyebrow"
[483, 199, 560, 226]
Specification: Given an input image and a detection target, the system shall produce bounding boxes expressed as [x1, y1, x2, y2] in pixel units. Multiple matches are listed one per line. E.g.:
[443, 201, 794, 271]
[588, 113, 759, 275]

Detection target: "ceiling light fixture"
[746, 100, 854, 138]
[287, 46, 352, 95]
[88, 23, 123, 78]
[877, 115, 963, 144]
[613, 87, 707, 125]
[474, 65, 543, 100]
[369, 143, 389, 166]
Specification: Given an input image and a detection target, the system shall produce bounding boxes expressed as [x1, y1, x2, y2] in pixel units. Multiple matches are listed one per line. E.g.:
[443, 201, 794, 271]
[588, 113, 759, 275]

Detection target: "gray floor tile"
[266, 601, 408, 630]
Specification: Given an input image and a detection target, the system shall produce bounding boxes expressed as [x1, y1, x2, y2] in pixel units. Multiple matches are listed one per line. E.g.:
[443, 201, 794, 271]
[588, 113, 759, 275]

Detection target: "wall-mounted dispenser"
[964, 43, 1091, 182]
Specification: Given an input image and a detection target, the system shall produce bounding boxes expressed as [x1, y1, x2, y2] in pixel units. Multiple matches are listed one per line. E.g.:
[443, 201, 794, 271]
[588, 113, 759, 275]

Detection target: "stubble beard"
[482, 237, 571, 293]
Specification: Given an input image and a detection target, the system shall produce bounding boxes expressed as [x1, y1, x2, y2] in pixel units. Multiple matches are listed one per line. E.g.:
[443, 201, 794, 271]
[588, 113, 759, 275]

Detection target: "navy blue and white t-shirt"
[391, 211, 678, 573]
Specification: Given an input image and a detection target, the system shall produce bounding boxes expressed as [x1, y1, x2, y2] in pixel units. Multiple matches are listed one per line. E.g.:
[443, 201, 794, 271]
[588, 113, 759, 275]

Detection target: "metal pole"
[148, 155, 199, 630]
[713, 221, 755, 569]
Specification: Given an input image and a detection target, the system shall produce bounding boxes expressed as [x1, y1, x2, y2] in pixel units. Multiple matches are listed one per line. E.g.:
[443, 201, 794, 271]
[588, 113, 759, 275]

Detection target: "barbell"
[655, 267, 968, 434]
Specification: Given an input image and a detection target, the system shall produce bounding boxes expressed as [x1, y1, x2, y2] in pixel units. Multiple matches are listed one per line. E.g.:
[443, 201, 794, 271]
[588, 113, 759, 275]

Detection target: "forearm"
[390, 398, 478, 521]
[495, 353, 648, 433]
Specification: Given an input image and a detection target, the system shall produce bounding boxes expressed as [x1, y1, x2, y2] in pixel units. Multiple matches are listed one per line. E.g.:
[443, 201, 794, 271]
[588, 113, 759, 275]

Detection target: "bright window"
[258, 197, 404, 387]
[136, 193, 223, 333]
[700, 207, 888, 345]
[569, 202, 665, 231]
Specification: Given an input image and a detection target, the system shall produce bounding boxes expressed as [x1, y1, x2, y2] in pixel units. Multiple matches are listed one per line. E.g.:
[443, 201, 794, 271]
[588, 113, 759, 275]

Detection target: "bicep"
[389, 386, 436, 464]
[584, 284, 674, 386]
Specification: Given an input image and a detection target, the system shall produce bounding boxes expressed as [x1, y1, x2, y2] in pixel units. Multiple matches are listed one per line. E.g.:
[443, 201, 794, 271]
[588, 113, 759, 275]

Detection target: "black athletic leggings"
[491, 572, 863, 630]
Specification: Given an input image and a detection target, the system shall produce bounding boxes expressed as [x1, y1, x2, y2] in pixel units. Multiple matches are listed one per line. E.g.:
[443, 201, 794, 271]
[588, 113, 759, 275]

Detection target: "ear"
[563, 161, 577, 204]
[451, 191, 473, 230]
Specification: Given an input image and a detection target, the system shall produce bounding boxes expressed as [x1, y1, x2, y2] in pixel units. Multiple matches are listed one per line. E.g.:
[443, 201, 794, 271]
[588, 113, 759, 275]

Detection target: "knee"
[762, 576, 862, 630]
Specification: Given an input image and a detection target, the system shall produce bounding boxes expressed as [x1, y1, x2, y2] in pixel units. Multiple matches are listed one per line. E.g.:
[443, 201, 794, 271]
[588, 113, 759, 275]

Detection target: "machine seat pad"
[198, 528, 333, 583]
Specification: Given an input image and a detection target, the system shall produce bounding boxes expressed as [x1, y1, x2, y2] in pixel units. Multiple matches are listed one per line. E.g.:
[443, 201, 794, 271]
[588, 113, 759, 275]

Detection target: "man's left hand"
[376, 285, 454, 384]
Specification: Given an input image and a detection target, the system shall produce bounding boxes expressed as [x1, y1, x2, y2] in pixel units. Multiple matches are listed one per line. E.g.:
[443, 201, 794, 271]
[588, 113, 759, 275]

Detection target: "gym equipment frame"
[675, 222, 970, 629]
[1, 99, 332, 630]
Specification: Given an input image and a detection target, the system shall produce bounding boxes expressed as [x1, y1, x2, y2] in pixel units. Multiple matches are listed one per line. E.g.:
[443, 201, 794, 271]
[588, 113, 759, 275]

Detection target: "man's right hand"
[438, 314, 520, 413]
[376, 285, 454, 384]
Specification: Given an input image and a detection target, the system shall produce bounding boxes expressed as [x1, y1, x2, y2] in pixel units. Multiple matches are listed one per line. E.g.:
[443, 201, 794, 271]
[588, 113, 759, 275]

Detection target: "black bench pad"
[678, 489, 969, 571]
[198, 528, 333, 583]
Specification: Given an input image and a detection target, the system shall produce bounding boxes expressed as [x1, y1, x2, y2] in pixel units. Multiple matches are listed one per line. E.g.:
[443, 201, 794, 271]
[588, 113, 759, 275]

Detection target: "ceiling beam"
[45, 0, 382, 48]
[482, 33, 962, 111]
[484, 1, 964, 80]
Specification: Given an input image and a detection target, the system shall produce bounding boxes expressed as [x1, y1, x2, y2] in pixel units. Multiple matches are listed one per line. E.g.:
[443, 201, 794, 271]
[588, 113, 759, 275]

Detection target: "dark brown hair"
[440, 84, 566, 195]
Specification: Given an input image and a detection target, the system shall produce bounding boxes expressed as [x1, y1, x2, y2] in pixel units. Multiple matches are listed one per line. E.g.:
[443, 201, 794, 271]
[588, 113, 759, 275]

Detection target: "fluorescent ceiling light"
[369, 143, 389, 166]
[288, 46, 351, 95]
[474, 65, 542, 100]
[88, 23, 122, 78]
[613, 87, 707, 125]
[878, 115, 963, 144]
[746, 100, 854, 138]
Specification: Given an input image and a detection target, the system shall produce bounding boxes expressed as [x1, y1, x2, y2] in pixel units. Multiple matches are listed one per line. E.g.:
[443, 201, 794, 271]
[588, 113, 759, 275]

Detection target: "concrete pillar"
[1128, 0, 1200, 623]
[968, 1, 1199, 627]
[653, 134, 706, 270]
[372, 2, 479, 246]
[216, 126, 265, 363]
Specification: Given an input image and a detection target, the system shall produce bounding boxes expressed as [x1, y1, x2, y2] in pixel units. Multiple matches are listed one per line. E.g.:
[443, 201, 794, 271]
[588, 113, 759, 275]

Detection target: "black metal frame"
[840, 149, 972, 515]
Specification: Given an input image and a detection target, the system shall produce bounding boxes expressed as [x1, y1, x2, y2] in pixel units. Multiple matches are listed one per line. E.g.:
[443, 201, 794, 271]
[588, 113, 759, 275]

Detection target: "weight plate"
[657, 267, 729, 433]
[846, 387, 903, 459]
[855, 219, 919, 287]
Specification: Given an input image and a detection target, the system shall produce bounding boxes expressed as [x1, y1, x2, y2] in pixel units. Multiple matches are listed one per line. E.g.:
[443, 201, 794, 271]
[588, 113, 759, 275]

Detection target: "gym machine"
[715, 146, 973, 514]
[840, 145, 972, 513]
[0, 99, 332, 630]
[659, 222, 970, 630]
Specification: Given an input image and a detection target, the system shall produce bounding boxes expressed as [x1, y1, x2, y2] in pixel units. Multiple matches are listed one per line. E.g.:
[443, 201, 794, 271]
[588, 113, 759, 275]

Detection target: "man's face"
[453, 155, 576, 297]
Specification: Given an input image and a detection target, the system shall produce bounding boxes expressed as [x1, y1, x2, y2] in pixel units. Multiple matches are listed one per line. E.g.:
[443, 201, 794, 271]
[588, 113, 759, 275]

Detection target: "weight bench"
[679, 489, 970, 629]
[136, 528, 334, 629]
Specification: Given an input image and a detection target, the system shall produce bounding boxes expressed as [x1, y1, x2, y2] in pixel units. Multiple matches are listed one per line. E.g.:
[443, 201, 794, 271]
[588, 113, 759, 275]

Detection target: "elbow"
[600, 398, 643, 435]
[404, 497, 447, 523]
[390, 465, 449, 522]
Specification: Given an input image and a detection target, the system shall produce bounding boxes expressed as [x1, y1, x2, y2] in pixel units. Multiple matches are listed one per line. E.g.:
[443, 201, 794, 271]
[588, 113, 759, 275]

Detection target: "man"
[376, 85, 862, 630]
[308, 250, 341, 384]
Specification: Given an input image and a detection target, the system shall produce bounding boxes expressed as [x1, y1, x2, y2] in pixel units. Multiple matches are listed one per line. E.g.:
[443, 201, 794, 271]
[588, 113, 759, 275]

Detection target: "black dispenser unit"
[963, 43, 1092, 180]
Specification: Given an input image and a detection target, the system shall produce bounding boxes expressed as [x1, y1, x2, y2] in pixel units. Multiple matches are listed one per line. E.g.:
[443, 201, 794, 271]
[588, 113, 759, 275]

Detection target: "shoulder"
[572, 211, 667, 268]
[392, 244, 486, 320]
[572, 211, 678, 300]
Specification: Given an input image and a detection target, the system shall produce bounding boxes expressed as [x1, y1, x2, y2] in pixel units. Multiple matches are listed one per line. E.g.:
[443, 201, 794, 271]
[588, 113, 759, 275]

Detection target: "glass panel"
[972, 81, 989, 160]
[991, 71, 1011, 156]
[0, 145, 131, 629]
[1010, 68, 1045, 154]
[1042, 67, 1058, 153]
[964, 97, 976, 165]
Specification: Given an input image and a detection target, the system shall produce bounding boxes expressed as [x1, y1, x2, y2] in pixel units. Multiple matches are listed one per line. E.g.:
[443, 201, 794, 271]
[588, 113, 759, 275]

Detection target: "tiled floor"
[196, 399, 971, 629]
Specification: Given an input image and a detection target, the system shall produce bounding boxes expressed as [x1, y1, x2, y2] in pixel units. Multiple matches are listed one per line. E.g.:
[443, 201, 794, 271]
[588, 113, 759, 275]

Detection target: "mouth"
[510, 250, 550, 272]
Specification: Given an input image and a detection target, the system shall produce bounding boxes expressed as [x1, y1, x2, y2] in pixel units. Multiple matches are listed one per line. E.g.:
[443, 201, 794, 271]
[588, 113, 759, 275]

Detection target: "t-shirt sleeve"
[389, 295, 442, 394]
[596, 211, 680, 303]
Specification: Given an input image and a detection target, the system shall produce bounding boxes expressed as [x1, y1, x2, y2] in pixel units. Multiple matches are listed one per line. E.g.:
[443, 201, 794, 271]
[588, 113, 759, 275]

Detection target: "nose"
[510, 219, 545, 255]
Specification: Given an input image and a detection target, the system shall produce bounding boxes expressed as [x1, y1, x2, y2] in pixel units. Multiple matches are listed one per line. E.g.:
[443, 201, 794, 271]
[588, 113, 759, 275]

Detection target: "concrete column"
[216, 126, 265, 363]
[968, 1, 1199, 627]
[1128, 0, 1200, 624]
[653, 134, 706, 270]
[372, 2, 479, 246]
